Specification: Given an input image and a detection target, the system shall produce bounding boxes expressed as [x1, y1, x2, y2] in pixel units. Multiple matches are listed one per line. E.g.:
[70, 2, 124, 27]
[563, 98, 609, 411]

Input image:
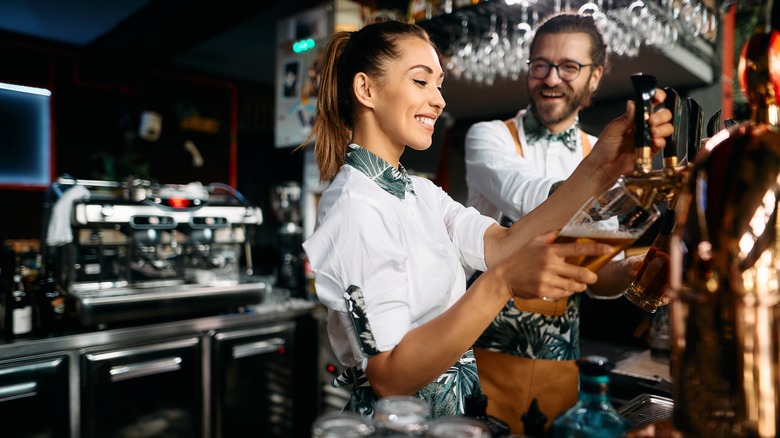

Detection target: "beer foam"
[559, 226, 640, 239]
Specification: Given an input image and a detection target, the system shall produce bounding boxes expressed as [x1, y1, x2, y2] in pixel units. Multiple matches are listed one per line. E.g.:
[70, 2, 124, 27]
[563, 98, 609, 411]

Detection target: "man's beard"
[528, 78, 593, 127]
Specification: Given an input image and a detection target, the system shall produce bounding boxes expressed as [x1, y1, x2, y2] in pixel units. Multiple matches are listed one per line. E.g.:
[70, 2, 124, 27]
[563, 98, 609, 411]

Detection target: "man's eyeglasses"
[526, 60, 596, 82]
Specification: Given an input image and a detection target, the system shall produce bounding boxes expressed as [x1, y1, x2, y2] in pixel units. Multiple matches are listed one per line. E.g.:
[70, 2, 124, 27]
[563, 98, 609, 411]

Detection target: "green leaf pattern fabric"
[332, 350, 479, 418]
[344, 285, 380, 356]
[336, 273, 478, 418]
[474, 294, 580, 360]
[524, 110, 580, 152]
[345, 143, 416, 200]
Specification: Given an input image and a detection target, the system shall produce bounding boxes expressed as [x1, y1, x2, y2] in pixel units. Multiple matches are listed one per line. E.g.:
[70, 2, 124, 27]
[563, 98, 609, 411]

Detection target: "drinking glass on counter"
[373, 396, 431, 436]
[427, 416, 491, 437]
[311, 411, 375, 437]
[554, 179, 660, 272]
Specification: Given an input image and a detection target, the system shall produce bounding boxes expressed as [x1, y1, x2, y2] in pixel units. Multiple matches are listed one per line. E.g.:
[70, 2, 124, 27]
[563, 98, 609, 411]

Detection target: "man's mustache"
[531, 84, 569, 97]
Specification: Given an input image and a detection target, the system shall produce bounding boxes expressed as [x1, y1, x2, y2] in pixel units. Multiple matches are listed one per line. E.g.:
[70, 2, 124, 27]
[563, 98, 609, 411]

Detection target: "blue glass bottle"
[551, 356, 631, 438]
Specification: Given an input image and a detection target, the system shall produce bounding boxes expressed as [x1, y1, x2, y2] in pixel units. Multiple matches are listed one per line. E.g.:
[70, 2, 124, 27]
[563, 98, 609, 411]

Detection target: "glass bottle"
[463, 382, 510, 437]
[6, 254, 33, 339]
[520, 398, 547, 438]
[35, 254, 66, 336]
[551, 356, 631, 438]
[623, 206, 675, 313]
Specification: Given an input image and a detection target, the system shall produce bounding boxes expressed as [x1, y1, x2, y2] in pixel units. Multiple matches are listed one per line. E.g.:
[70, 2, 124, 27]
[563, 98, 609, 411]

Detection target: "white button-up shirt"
[303, 148, 495, 371]
[465, 108, 597, 223]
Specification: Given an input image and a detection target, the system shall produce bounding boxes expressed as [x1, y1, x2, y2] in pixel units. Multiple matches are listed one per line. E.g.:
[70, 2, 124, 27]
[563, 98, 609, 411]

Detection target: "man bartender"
[464, 13, 642, 434]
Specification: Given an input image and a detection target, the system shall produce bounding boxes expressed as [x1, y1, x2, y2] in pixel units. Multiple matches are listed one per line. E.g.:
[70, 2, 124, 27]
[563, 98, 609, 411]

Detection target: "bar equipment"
[669, 12, 780, 437]
[706, 109, 723, 138]
[622, 75, 688, 210]
[621, 75, 709, 313]
[686, 98, 705, 162]
[270, 181, 305, 298]
[622, 86, 687, 313]
[41, 177, 266, 327]
[432, 0, 718, 87]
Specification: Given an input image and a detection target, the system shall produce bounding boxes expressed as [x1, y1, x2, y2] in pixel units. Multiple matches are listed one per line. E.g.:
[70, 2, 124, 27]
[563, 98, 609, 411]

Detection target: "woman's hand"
[589, 254, 644, 297]
[494, 230, 613, 301]
[586, 88, 675, 181]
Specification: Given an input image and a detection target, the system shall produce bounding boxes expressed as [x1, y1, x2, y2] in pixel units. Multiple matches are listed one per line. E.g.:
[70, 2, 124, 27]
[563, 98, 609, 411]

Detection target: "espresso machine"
[41, 177, 266, 326]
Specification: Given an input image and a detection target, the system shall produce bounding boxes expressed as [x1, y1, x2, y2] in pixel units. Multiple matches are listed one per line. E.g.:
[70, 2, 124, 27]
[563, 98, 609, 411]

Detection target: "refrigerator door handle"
[0, 381, 37, 402]
[109, 356, 183, 382]
[232, 337, 286, 359]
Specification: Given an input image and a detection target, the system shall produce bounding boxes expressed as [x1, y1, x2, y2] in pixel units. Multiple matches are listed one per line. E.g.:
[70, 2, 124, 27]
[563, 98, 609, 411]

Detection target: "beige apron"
[474, 118, 591, 435]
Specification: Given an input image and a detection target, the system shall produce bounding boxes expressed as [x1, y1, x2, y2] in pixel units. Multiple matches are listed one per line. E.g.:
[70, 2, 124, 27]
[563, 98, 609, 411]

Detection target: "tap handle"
[662, 87, 683, 168]
[686, 98, 704, 162]
[630, 73, 658, 173]
[706, 109, 723, 137]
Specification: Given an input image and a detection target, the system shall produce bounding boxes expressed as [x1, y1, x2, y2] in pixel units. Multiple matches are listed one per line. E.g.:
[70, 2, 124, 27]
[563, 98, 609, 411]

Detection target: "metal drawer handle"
[232, 338, 286, 359]
[109, 357, 183, 382]
[0, 381, 37, 403]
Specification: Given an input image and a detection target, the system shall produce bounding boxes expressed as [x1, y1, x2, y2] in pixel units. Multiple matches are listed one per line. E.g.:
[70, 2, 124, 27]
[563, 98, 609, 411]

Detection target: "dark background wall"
[0, 38, 302, 276]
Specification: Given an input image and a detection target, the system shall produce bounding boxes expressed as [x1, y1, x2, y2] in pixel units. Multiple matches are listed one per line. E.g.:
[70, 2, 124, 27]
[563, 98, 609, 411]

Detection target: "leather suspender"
[503, 117, 592, 317]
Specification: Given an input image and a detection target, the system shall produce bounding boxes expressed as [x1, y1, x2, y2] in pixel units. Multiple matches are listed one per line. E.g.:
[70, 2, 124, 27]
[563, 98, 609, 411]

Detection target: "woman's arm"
[366, 230, 613, 397]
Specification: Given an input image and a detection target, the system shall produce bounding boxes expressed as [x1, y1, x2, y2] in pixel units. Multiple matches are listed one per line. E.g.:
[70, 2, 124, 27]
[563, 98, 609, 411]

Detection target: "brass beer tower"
[670, 7, 780, 436]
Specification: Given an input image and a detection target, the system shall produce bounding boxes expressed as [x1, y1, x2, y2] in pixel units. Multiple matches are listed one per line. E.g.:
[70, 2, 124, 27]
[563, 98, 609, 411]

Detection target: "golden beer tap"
[621, 80, 694, 313]
[622, 75, 690, 211]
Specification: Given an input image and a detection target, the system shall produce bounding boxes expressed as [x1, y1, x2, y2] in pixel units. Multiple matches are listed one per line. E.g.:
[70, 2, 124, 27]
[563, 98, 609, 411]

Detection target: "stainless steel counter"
[0, 299, 319, 360]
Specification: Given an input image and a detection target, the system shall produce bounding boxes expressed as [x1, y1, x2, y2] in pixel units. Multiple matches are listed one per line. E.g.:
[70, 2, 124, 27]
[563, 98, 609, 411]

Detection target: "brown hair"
[530, 13, 610, 75]
[301, 20, 433, 181]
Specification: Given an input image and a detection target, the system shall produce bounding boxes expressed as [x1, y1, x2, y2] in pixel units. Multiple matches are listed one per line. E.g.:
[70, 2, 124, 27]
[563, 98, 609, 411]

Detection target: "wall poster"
[275, 5, 331, 148]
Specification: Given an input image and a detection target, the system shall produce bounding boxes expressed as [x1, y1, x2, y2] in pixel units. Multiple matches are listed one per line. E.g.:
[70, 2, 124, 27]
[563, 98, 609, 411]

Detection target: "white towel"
[46, 185, 90, 246]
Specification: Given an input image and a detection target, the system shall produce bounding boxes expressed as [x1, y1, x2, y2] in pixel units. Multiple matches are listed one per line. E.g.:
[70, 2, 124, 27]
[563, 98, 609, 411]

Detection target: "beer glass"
[623, 207, 675, 313]
[554, 179, 660, 272]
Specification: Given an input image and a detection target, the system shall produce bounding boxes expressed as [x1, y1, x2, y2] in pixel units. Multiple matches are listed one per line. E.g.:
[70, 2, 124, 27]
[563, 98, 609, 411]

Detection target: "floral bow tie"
[523, 110, 579, 152]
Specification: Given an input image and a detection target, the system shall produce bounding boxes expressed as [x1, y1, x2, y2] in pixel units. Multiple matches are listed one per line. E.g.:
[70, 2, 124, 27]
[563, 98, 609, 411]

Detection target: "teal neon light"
[292, 38, 315, 53]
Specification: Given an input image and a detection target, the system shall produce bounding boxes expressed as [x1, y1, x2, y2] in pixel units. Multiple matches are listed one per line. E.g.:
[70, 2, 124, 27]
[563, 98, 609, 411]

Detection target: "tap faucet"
[622, 75, 691, 210]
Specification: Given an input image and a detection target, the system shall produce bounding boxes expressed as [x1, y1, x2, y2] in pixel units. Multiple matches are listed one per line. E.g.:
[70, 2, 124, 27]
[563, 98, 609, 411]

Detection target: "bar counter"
[0, 298, 321, 437]
[0, 298, 319, 359]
